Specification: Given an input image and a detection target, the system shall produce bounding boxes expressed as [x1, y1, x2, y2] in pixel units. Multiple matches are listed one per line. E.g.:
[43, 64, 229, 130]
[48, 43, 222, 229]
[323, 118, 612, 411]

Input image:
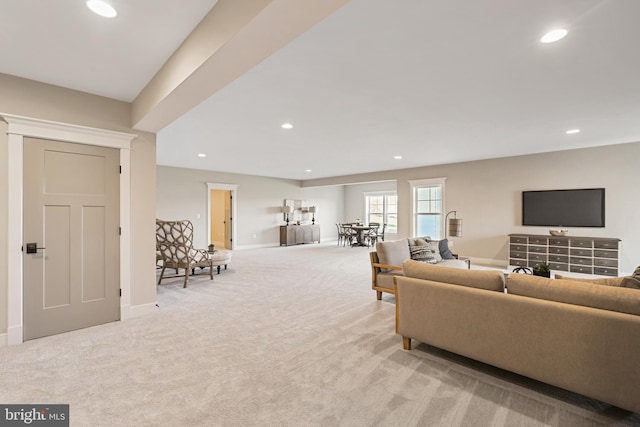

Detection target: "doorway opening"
[207, 183, 238, 250]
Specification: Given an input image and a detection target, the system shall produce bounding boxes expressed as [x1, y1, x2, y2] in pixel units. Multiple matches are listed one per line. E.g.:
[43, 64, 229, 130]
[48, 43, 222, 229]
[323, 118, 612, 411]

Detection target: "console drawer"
[570, 248, 593, 257]
[528, 246, 547, 254]
[510, 236, 527, 244]
[510, 244, 527, 252]
[594, 240, 619, 250]
[549, 238, 568, 246]
[594, 249, 617, 259]
[529, 253, 547, 263]
[548, 246, 568, 255]
[549, 262, 568, 271]
[510, 258, 527, 267]
[549, 254, 568, 263]
[510, 250, 527, 259]
[570, 239, 592, 248]
[529, 237, 548, 245]
[594, 267, 618, 276]
[594, 258, 618, 268]
[570, 257, 592, 266]
[571, 265, 593, 274]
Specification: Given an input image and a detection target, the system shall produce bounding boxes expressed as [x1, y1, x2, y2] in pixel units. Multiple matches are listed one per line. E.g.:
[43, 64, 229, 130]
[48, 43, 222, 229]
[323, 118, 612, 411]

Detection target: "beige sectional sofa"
[370, 238, 468, 300]
[394, 260, 640, 414]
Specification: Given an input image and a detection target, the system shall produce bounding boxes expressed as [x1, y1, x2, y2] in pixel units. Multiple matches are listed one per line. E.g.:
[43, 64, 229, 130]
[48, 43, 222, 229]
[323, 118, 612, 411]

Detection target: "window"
[365, 192, 397, 233]
[409, 178, 446, 238]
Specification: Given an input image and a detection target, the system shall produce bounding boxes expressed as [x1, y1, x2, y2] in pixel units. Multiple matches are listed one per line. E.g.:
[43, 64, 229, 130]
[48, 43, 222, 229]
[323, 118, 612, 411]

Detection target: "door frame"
[207, 183, 238, 250]
[2, 113, 136, 345]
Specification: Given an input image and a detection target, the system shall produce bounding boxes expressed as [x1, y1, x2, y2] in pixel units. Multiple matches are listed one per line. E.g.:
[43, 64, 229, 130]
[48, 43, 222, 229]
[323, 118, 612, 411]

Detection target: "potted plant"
[208, 244, 215, 253]
[533, 262, 551, 278]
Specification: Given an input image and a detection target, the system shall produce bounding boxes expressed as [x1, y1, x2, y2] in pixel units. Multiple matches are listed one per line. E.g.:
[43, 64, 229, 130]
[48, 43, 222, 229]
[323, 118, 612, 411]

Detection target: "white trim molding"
[207, 183, 239, 251]
[1, 113, 136, 345]
[408, 177, 447, 238]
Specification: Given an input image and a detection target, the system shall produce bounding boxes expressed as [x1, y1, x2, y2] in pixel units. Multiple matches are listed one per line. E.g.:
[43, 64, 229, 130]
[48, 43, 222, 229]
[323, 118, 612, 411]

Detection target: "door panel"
[23, 137, 120, 341]
[44, 205, 71, 308]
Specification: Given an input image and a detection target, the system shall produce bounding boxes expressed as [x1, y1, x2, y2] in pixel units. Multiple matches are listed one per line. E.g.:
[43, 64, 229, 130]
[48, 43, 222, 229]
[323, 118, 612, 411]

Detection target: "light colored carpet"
[1, 242, 638, 426]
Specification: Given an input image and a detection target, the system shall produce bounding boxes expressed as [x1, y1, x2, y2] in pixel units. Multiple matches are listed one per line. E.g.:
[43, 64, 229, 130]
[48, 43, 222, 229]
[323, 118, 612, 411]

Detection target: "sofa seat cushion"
[506, 274, 640, 316]
[439, 259, 470, 269]
[376, 239, 411, 272]
[402, 259, 505, 292]
[375, 271, 402, 290]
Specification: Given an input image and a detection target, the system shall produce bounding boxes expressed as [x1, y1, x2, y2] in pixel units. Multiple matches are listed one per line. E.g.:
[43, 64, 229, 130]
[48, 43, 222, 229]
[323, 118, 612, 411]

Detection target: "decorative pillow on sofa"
[437, 238, 456, 260]
[621, 276, 640, 290]
[376, 239, 411, 272]
[623, 266, 640, 289]
[409, 239, 437, 264]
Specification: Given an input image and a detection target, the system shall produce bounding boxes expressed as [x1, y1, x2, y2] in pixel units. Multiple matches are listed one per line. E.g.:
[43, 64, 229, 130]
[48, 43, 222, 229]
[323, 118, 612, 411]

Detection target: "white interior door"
[23, 137, 120, 340]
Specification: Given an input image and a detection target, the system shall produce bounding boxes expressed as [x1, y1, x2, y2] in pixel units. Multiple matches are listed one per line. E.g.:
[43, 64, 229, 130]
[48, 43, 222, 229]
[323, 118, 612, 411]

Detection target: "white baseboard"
[121, 302, 158, 320]
[6, 325, 23, 346]
[235, 243, 281, 250]
[471, 257, 509, 269]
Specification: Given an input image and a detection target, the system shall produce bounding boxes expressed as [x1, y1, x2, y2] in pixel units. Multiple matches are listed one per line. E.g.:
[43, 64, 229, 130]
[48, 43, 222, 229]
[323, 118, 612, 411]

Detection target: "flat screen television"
[522, 188, 605, 227]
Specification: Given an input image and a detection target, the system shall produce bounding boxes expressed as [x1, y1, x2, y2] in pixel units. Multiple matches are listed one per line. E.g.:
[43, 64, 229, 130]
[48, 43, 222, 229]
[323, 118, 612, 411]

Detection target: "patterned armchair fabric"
[156, 219, 213, 288]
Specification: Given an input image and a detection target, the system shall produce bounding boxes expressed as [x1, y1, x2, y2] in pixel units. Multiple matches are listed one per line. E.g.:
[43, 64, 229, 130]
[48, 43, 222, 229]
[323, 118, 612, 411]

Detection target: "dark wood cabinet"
[508, 234, 620, 276]
[280, 225, 320, 246]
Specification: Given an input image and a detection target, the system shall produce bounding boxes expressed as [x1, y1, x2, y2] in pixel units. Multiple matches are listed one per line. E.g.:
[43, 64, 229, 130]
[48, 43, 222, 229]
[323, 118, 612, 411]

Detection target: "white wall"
[157, 166, 347, 248]
[304, 142, 640, 275]
[343, 181, 397, 222]
[0, 73, 158, 339]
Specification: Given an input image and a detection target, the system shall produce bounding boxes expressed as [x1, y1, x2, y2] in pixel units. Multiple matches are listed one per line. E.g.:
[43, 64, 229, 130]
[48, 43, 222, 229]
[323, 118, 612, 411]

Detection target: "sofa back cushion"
[506, 274, 640, 316]
[402, 259, 505, 292]
[376, 239, 410, 271]
[553, 274, 623, 287]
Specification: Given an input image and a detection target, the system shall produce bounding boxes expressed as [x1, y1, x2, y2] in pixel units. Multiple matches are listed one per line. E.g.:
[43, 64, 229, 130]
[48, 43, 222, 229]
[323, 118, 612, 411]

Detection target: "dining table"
[347, 224, 376, 247]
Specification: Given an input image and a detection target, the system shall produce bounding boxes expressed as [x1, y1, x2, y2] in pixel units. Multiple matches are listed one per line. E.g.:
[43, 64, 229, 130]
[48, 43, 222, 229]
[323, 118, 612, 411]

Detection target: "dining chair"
[365, 223, 380, 247]
[342, 224, 357, 247]
[336, 223, 346, 246]
[378, 223, 387, 242]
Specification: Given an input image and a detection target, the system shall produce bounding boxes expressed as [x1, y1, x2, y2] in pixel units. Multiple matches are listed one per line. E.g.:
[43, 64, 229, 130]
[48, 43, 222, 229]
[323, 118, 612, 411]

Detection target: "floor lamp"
[445, 210, 462, 237]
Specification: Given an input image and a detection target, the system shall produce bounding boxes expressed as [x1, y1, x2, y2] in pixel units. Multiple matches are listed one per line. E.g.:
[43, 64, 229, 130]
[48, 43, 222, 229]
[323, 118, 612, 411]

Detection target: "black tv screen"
[522, 188, 605, 227]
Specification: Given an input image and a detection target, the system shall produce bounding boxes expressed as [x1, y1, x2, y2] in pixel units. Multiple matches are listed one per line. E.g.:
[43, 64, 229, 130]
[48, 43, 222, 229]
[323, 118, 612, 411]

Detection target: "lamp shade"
[309, 206, 317, 213]
[283, 205, 293, 214]
[445, 210, 462, 238]
[448, 218, 462, 237]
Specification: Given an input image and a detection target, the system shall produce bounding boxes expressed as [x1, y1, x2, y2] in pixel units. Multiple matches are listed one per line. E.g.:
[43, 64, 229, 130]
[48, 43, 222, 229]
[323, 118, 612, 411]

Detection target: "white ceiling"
[3, 0, 640, 181]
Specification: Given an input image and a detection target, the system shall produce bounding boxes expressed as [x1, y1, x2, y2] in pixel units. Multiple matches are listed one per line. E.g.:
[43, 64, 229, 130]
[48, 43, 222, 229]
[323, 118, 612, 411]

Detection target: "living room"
[1, 1, 640, 424]
[157, 139, 640, 276]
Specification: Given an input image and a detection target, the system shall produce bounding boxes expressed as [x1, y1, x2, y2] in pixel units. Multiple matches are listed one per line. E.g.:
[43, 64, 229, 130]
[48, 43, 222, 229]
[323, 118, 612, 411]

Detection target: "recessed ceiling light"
[86, 0, 117, 18]
[305, 169, 312, 173]
[394, 155, 403, 160]
[566, 129, 580, 135]
[540, 28, 568, 44]
[197, 153, 207, 158]
[281, 123, 293, 129]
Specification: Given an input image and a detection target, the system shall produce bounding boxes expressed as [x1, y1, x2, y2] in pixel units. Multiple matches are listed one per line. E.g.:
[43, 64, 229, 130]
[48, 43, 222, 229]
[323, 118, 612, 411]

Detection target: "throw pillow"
[408, 236, 430, 246]
[426, 240, 443, 262]
[409, 239, 437, 264]
[410, 246, 436, 264]
[621, 276, 640, 290]
[438, 239, 455, 260]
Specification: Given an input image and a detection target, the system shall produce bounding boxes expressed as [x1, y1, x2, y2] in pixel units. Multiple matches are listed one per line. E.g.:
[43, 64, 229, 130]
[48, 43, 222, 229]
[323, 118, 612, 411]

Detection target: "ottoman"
[210, 249, 232, 274]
